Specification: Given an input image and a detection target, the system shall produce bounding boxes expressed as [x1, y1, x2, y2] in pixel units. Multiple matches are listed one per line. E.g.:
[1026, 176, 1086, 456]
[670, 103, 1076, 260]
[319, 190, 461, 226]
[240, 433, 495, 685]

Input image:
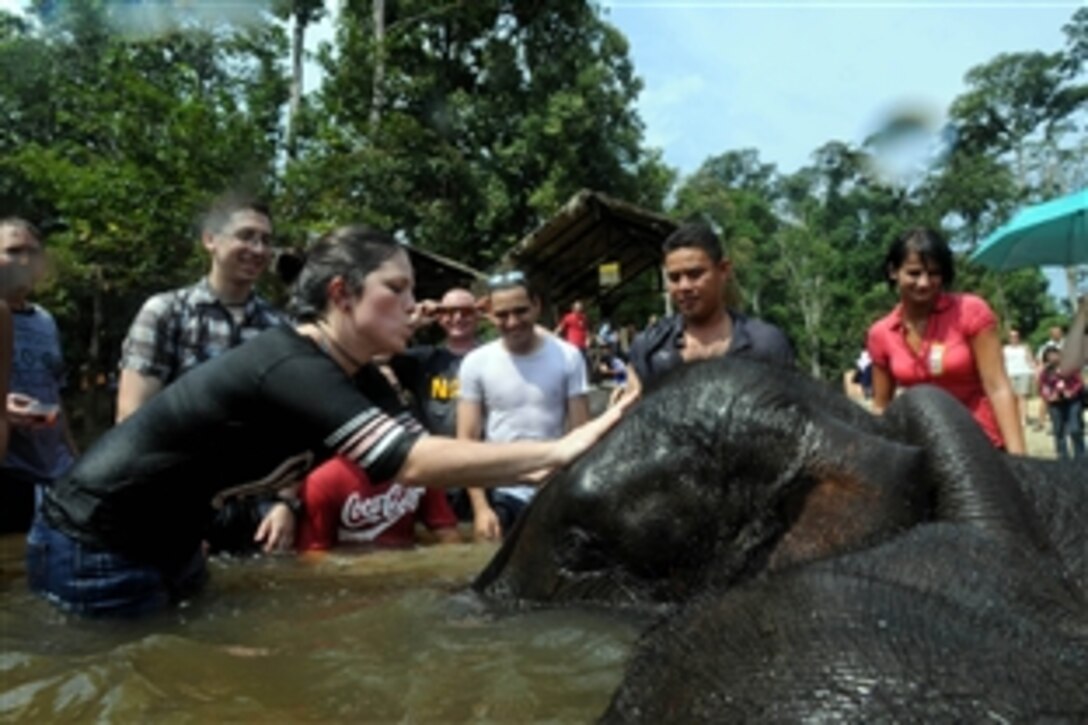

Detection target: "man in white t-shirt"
[1002, 328, 1035, 429]
[457, 271, 589, 541]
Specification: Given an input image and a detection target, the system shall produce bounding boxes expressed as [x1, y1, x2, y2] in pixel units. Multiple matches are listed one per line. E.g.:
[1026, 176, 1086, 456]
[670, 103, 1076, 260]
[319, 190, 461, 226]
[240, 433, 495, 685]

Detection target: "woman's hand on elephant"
[607, 384, 628, 408]
[554, 388, 638, 467]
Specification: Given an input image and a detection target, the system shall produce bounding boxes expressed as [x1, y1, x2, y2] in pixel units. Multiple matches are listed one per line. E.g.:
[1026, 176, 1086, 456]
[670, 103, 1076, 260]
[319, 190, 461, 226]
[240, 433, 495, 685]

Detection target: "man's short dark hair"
[662, 223, 725, 263]
[201, 192, 271, 235]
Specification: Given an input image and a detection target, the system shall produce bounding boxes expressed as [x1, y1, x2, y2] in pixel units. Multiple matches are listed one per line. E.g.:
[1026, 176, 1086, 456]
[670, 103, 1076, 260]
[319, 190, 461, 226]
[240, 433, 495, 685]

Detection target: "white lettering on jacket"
[338, 483, 424, 542]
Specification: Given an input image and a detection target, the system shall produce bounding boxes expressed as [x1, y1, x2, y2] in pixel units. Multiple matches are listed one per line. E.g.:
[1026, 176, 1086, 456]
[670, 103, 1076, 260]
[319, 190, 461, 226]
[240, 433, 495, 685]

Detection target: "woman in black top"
[30, 226, 626, 617]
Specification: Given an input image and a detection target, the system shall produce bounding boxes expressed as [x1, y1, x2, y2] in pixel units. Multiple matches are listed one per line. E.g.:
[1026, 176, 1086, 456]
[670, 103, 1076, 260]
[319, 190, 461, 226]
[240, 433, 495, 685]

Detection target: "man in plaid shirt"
[116, 194, 291, 551]
[117, 194, 283, 418]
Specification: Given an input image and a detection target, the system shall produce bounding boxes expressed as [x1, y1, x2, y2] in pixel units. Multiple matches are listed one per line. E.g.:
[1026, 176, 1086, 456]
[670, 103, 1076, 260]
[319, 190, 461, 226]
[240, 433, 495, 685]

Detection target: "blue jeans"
[26, 516, 208, 618]
[1047, 398, 1085, 460]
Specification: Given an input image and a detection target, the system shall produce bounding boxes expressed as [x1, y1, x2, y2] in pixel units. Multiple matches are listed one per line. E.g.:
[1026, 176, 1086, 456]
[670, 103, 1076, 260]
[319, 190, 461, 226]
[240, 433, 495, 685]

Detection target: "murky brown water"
[0, 535, 641, 722]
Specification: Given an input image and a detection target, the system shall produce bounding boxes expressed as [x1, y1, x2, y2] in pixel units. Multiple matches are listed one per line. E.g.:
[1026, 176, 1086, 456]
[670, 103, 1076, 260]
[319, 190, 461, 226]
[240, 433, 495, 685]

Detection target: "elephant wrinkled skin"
[473, 357, 1088, 721]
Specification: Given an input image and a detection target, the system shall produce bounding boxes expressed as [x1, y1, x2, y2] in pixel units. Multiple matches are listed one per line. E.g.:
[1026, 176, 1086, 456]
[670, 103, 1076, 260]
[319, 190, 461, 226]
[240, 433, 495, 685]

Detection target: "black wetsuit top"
[42, 327, 423, 569]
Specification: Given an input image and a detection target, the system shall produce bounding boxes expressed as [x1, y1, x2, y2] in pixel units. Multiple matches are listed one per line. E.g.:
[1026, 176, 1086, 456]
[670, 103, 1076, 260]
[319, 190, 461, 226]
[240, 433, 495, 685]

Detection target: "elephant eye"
[556, 528, 611, 573]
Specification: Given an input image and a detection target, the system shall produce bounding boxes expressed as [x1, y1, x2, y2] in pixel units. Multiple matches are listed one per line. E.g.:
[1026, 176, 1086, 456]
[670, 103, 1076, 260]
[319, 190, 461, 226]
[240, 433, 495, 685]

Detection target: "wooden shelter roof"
[406, 244, 486, 302]
[500, 190, 677, 313]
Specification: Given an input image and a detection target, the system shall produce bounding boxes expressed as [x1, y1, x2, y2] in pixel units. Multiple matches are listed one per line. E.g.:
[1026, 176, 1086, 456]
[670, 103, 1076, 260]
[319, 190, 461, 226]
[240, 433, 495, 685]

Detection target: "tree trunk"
[286, 7, 306, 159]
[370, 0, 385, 129]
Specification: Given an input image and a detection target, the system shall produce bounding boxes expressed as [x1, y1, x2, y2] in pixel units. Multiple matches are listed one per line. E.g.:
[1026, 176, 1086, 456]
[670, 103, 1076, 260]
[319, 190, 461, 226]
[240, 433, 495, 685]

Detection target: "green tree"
[284, 0, 672, 269]
[0, 1, 289, 413]
[272, 0, 326, 159]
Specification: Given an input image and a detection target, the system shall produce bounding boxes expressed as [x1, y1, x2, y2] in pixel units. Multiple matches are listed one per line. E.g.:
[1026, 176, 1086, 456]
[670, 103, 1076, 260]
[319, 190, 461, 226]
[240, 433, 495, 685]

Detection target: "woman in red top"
[866, 227, 1025, 453]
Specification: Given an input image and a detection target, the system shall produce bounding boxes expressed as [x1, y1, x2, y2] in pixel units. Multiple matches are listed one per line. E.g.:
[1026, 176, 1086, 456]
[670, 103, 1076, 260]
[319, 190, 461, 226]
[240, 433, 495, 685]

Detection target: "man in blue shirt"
[625, 223, 794, 395]
[0, 218, 78, 533]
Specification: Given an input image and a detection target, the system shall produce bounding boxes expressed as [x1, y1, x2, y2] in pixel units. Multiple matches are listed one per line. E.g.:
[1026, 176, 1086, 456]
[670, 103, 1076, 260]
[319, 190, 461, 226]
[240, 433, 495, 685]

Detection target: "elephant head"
[473, 358, 931, 609]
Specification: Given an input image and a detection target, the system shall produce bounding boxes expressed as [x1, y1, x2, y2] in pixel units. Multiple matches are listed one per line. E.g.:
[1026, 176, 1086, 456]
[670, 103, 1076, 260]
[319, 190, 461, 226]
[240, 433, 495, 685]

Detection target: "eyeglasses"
[232, 227, 275, 249]
[487, 270, 526, 289]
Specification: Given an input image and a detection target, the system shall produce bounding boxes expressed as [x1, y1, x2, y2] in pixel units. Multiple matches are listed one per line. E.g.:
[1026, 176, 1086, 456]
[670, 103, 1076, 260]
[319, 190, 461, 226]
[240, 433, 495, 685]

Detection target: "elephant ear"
[885, 386, 1050, 553]
[761, 415, 928, 574]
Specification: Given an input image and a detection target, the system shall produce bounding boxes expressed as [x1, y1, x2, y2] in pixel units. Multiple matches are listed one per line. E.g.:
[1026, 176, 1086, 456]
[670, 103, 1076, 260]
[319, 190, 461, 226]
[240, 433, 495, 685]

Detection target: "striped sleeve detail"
[341, 415, 400, 461]
[331, 409, 424, 483]
[394, 411, 426, 434]
[324, 409, 383, 449]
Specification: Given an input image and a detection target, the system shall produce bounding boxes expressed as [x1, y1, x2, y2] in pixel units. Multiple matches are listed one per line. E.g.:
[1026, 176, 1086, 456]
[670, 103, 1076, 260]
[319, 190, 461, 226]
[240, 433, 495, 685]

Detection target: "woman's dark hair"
[282, 225, 403, 322]
[883, 227, 955, 291]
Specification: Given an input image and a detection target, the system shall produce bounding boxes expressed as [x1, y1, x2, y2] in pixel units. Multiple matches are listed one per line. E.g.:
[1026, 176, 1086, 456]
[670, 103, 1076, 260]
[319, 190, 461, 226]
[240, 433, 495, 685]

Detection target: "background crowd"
[2, 199, 1085, 620]
[0, 2, 1085, 619]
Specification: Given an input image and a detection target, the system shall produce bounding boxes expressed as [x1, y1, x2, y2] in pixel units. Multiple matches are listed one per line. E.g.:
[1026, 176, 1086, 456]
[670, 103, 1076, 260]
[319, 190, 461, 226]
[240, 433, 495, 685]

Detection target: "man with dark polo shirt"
[407, 288, 480, 436]
[624, 223, 793, 394]
[404, 287, 481, 520]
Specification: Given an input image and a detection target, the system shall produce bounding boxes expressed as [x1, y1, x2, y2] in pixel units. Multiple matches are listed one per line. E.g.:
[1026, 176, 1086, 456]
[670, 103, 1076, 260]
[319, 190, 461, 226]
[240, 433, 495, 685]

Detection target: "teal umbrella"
[969, 188, 1088, 270]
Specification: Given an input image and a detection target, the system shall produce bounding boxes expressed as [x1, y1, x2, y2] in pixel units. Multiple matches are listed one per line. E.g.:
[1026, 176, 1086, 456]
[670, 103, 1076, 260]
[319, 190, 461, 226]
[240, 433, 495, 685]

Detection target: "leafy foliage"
[1, 1, 289, 390]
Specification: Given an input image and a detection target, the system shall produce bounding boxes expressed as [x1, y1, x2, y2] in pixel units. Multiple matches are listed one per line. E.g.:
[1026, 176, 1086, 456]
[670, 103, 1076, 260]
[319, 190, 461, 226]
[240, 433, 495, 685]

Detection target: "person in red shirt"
[1037, 346, 1085, 459]
[295, 354, 463, 552]
[555, 300, 589, 350]
[866, 227, 1025, 454]
[296, 456, 459, 551]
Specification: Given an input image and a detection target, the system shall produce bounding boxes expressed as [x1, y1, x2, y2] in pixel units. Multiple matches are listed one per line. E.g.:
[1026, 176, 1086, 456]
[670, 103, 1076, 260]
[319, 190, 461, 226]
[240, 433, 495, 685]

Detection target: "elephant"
[473, 357, 1088, 721]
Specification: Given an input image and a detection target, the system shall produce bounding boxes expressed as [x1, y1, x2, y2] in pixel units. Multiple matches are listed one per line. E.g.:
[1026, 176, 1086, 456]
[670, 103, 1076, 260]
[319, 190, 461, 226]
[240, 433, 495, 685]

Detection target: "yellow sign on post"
[599, 262, 620, 288]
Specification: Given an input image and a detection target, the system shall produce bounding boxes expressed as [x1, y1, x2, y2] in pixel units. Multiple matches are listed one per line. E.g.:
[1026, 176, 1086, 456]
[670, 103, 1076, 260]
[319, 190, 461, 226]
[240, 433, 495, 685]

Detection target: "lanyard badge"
[927, 343, 945, 376]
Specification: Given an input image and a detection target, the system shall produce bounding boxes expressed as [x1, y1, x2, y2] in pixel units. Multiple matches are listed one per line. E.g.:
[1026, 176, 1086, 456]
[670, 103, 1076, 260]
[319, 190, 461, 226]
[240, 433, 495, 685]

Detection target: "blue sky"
[601, 1, 1081, 177]
[599, 1, 1083, 300]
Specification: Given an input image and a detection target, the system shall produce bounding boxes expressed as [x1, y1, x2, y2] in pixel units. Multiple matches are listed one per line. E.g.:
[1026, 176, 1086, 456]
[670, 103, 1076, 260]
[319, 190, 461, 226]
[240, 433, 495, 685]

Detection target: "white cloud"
[638, 73, 708, 149]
